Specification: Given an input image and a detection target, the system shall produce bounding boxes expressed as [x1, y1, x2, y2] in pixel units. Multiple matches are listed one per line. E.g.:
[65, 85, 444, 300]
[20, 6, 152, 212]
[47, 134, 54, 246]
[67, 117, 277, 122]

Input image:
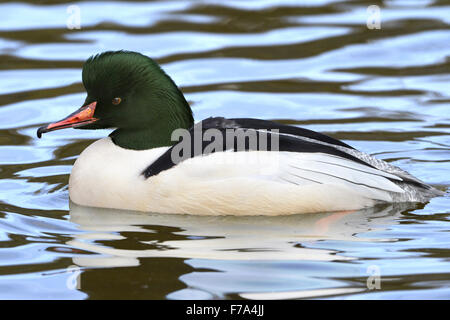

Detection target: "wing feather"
[275, 152, 405, 202]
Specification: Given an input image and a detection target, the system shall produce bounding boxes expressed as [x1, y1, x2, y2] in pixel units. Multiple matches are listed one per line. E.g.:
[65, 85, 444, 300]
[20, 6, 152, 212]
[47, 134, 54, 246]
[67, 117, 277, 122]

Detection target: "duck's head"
[37, 50, 194, 150]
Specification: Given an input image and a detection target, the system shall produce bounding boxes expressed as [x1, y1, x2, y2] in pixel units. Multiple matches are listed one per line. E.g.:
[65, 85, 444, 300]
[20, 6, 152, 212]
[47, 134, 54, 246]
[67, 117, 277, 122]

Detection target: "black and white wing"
[143, 117, 442, 203]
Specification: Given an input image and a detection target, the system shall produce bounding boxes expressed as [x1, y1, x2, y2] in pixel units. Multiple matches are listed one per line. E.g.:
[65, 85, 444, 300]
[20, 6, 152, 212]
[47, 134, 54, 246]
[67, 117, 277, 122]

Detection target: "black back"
[142, 117, 369, 178]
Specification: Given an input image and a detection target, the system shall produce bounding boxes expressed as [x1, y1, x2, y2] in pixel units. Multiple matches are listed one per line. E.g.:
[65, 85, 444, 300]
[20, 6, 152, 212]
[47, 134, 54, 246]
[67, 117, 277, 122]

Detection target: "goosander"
[37, 51, 442, 215]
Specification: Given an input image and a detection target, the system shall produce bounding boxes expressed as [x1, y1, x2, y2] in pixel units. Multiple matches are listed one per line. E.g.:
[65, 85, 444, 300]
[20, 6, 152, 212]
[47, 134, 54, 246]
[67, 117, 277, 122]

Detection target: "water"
[0, 0, 449, 299]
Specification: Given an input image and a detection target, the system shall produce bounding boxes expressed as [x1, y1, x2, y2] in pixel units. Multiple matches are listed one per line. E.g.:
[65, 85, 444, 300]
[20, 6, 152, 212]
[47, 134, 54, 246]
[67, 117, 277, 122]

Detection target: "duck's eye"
[112, 97, 122, 105]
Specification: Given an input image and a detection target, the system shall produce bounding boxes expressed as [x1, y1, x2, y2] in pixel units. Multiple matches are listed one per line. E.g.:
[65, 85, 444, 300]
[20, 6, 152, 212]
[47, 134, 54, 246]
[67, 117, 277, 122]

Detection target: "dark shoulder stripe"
[142, 119, 371, 178]
[227, 117, 354, 149]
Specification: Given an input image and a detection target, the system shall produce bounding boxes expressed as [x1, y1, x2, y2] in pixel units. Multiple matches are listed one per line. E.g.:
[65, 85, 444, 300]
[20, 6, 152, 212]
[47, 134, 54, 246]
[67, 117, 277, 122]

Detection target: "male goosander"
[37, 51, 442, 215]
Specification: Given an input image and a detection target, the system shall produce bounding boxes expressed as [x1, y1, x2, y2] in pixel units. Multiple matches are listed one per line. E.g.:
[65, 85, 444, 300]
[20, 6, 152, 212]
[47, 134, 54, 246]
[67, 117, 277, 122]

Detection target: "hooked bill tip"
[36, 126, 47, 139]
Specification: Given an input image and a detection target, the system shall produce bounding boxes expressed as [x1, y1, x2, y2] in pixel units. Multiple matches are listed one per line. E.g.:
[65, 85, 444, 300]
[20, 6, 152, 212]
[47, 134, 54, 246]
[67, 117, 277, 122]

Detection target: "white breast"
[69, 137, 406, 215]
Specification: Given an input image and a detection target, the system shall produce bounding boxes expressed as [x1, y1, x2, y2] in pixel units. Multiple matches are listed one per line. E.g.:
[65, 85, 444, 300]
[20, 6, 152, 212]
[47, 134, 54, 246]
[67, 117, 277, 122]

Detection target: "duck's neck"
[109, 106, 194, 150]
[110, 116, 193, 150]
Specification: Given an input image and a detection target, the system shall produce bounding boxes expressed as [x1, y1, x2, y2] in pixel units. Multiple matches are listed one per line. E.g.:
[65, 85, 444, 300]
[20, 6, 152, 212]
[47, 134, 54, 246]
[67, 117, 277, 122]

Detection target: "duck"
[37, 50, 443, 216]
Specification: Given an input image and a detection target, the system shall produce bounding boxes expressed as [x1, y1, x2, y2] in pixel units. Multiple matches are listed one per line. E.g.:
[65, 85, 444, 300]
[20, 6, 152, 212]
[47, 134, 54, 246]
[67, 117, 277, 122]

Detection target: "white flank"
[69, 137, 415, 215]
